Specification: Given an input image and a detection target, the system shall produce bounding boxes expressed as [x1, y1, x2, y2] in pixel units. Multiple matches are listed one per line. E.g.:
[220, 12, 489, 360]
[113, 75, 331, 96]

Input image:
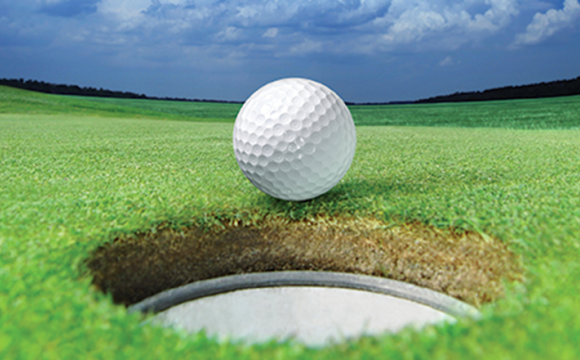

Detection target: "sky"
[1, 0, 579, 102]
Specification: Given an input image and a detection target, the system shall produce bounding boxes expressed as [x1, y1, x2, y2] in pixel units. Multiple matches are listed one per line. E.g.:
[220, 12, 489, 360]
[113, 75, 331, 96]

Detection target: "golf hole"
[87, 216, 522, 345]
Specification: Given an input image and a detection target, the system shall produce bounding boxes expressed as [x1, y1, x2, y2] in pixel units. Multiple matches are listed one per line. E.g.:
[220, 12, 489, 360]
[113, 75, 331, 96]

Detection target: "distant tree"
[416, 76, 580, 103]
[4, 75, 577, 104]
[0, 77, 243, 103]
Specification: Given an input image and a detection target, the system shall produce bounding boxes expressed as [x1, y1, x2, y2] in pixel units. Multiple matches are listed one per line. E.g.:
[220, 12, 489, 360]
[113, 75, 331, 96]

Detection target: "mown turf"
[350, 95, 580, 129]
[83, 96, 242, 123]
[0, 85, 239, 122]
[4, 84, 579, 128]
[1, 87, 580, 359]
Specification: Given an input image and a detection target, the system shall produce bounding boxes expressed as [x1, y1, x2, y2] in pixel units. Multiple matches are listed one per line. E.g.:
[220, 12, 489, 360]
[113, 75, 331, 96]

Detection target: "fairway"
[1, 86, 580, 358]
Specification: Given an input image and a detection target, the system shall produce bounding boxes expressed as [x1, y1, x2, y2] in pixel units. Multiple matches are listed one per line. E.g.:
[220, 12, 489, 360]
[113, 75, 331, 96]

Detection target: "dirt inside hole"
[86, 217, 523, 308]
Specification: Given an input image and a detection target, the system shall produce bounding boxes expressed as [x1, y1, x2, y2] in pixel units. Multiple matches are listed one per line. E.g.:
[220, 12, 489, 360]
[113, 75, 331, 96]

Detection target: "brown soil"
[86, 217, 523, 307]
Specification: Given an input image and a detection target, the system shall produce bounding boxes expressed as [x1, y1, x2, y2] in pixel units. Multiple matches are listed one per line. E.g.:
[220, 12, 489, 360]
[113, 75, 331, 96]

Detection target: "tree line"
[1, 75, 579, 104]
[0, 78, 242, 104]
[416, 76, 580, 104]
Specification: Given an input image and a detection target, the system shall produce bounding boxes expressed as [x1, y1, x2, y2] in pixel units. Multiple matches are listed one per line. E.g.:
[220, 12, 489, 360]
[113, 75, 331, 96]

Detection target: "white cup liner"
[129, 271, 480, 346]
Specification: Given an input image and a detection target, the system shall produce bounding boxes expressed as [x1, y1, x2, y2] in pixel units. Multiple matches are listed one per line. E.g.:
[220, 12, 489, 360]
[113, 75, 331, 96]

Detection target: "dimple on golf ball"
[233, 78, 356, 201]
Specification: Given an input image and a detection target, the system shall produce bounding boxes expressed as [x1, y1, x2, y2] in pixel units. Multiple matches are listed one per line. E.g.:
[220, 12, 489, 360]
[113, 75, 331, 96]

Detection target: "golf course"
[1, 84, 580, 358]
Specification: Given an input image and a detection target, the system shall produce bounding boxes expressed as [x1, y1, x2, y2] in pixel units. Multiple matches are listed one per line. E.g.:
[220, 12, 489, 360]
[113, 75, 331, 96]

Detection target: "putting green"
[1, 87, 580, 358]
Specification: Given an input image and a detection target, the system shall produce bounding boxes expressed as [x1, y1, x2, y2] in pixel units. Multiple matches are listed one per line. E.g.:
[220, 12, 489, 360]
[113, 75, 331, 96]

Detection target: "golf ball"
[233, 78, 356, 201]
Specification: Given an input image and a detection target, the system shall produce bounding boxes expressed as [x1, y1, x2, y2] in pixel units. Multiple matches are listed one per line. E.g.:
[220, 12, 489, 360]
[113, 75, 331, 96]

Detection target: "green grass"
[0, 85, 241, 122]
[82, 96, 242, 122]
[350, 95, 580, 129]
[5, 84, 579, 128]
[1, 85, 580, 359]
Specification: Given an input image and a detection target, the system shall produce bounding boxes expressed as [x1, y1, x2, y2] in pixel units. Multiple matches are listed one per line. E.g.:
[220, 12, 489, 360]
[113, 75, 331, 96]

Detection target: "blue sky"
[1, 0, 579, 102]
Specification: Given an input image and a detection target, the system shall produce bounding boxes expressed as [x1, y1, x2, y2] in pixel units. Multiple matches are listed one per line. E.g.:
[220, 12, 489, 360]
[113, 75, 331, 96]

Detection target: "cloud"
[114, 0, 521, 55]
[39, 0, 101, 17]
[514, 0, 580, 46]
[217, 26, 243, 42]
[98, 0, 152, 19]
[379, 0, 519, 48]
[230, 0, 392, 29]
[439, 56, 454, 66]
[0, 0, 524, 64]
[262, 28, 278, 38]
[289, 38, 323, 55]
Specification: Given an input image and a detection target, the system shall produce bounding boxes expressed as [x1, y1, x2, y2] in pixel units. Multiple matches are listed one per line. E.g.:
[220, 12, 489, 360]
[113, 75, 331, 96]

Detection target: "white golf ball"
[233, 78, 356, 201]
